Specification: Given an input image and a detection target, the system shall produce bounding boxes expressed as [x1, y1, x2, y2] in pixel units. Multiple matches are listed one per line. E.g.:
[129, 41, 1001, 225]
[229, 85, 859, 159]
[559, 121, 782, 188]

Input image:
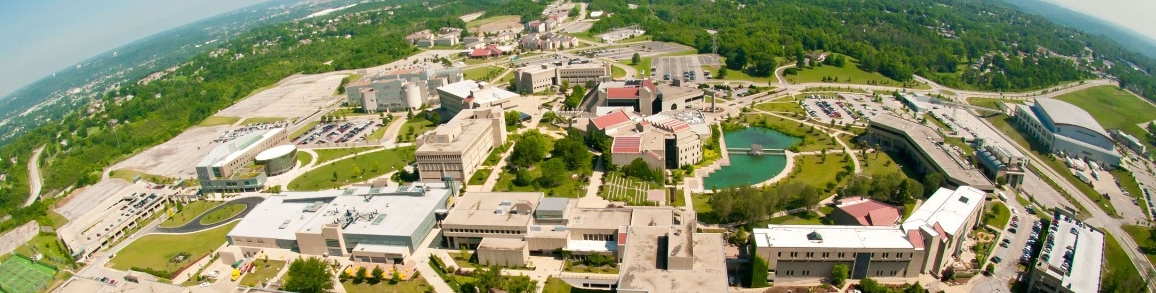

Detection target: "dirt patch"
[216, 73, 346, 120]
[110, 125, 228, 178]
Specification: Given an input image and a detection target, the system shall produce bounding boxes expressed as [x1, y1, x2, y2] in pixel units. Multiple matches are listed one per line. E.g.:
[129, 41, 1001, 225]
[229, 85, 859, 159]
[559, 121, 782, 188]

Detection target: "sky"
[0, 0, 271, 98]
[1043, 0, 1156, 41]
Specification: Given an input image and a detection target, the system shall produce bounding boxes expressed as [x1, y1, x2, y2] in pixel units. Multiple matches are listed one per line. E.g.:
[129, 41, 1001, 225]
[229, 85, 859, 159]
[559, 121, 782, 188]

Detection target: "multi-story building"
[587, 109, 707, 170]
[519, 32, 579, 51]
[976, 143, 1026, 188]
[226, 182, 454, 268]
[752, 185, 986, 283]
[867, 114, 995, 192]
[440, 191, 726, 292]
[195, 128, 288, 192]
[514, 63, 611, 94]
[592, 80, 705, 116]
[346, 68, 464, 112]
[414, 107, 506, 182]
[59, 192, 170, 261]
[1013, 97, 1121, 166]
[1110, 129, 1147, 155]
[437, 80, 520, 117]
[1026, 209, 1105, 293]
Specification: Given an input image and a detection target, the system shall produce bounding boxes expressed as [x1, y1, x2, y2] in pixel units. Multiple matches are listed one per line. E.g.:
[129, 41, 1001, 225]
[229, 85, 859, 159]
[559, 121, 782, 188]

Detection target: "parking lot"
[586, 41, 694, 61]
[798, 94, 882, 126]
[652, 54, 722, 83]
[292, 119, 378, 145]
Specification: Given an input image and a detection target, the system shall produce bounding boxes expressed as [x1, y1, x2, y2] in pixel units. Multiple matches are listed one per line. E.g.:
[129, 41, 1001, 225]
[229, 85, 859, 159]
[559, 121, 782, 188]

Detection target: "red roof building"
[590, 110, 634, 130]
[606, 88, 641, 99]
[829, 197, 902, 226]
[611, 136, 642, 154]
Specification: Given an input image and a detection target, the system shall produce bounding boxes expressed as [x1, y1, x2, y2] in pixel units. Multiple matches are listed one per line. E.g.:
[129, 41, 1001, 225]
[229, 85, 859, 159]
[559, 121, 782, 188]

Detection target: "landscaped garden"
[108, 222, 238, 279]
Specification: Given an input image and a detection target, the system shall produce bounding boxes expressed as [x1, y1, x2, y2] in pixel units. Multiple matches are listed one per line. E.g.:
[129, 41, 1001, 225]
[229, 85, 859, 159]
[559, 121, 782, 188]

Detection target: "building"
[829, 197, 902, 226]
[1026, 209, 1105, 293]
[514, 63, 612, 94]
[592, 80, 705, 116]
[59, 192, 170, 261]
[867, 114, 995, 191]
[226, 182, 453, 267]
[899, 93, 938, 114]
[437, 80, 520, 117]
[467, 45, 507, 59]
[519, 32, 579, 51]
[526, 20, 547, 33]
[254, 145, 297, 176]
[195, 128, 289, 192]
[975, 142, 1026, 188]
[589, 11, 604, 18]
[1013, 98, 1122, 166]
[1110, 129, 1147, 155]
[405, 29, 434, 45]
[615, 224, 728, 293]
[414, 107, 506, 182]
[346, 68, 464, 112]
[752, 186, 986, 282]
[434, 35, 459, 46]
[587, 109, 706, 170]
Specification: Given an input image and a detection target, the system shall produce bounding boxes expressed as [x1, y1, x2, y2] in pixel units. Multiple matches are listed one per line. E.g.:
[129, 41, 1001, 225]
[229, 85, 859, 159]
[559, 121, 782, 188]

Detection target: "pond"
[702, 127, 801, 190]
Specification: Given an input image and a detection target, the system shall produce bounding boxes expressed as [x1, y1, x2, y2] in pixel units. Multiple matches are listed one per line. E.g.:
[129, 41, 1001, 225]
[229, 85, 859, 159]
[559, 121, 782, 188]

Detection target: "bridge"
[726, 147, 786, 156]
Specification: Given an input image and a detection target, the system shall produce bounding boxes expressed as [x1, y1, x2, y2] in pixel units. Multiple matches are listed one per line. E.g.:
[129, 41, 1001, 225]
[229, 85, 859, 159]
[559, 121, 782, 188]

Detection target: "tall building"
[1013, 98, 1121, 166]
[752, 186, 986, 283]
[592, 80, 705, 116]
[195, 128, 288, 192]
[414, 107, 506, 182]
[976, 142, 1026, 188]
[345, 68, 464, 112]
[587, 109, 707, 170]
[514, 63, 611, 94]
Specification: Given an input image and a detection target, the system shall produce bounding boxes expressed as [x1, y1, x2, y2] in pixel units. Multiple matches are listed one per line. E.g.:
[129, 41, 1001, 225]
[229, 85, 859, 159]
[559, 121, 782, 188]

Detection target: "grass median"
[159, 201, 221, 228]
[108, 222, 237, 277]
[288, 147, 413, 191]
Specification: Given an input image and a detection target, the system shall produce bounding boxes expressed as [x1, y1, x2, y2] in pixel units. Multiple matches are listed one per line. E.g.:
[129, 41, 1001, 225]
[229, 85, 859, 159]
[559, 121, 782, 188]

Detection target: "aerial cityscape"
[1, 0, 1156, 292]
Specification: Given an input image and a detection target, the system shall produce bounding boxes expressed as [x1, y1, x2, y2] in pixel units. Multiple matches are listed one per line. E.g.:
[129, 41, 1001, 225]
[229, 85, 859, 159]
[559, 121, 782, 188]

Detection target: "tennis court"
[0, 256, 56, 293]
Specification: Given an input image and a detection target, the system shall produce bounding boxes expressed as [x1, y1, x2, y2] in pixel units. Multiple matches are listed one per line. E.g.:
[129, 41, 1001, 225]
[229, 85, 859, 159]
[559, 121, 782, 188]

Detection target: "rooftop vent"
[958, 196, 970, 204]
[807, 231, 824, 242]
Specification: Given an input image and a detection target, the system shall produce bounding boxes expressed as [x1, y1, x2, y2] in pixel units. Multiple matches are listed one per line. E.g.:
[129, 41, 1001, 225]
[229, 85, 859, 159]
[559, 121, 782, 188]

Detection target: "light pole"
[109, 119, 121, 149]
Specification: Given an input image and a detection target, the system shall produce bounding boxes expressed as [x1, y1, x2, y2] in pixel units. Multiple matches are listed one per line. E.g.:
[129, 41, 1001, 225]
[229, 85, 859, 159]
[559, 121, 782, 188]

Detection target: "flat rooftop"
[567, 208, 633, 230]
[416, 108, 496, 154]
[753, 225, 917, 249]
[442, 192, 543, 228]
[478, 237, 526, 251]
[227, 183, 451, 243]
[870, 114, 993, 189]
[1033, 98, 1108, 138]
[197, 128, 284, 168]
[1037, 213, 1104, 293]
[903, 186, 985, 237]
[439, 79, 519, 105]
[616, 226, 728, 293]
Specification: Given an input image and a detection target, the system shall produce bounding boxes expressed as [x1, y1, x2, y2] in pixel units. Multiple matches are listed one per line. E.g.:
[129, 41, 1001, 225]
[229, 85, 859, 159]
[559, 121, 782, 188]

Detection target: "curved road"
[155, 196, 264, 234]
[23, 146, 44, 207]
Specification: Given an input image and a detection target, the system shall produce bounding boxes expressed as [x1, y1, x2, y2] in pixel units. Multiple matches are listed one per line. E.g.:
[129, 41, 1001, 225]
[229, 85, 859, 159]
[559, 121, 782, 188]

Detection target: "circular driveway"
[155, 196, 264, 234]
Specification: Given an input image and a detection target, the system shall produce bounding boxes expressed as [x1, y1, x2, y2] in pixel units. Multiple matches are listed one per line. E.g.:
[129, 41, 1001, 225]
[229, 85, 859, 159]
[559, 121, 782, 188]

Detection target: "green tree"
[536, 158, 567, 188]
[552, 131, 592, 171]
[922, 172, 943, 196]
[509, 131, 549, 168]
[631, 53, 642, 65]
[718, 67, 728, 79]
[830, 264, 849, 287]
[389, 265, 401, 284]
[369, 266, 384, 284]
[505, 111, 522, 127]
[283, 257, 334, 293]
[750, 254, 769, 287]
[503, 275, 537, 293]
[353, 266, 367, 284]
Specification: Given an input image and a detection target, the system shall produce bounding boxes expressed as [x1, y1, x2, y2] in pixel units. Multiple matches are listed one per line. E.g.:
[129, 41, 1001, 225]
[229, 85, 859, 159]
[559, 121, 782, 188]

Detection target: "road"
[23, 146, 44, 207]
[154, 196, 264, 234]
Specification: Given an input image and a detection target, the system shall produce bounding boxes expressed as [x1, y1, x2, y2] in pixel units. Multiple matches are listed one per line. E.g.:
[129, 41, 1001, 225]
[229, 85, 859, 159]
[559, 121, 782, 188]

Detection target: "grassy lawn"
[14, 234, 74, 269]
[1101, 231, 1146, 292]
[240, 117, 287, 125]
[159, 201, 221, 228]
[365, 119, 396, 141]
[599, 173, 662, 205]
[967, 97, 1020, 110]
[198, 204, 246, 225]
[984, 202, 1011, 228]
[463, 66, 505, 81]
[544, 277, 608, 293]
[702, 65, 774, 84]
[611, 64, 627, 78]
[468, 168, 491, 185]
[924, 113, 949, 130]
[466, 15, 519, 28]
[108, 222, 237, 275]
[1054, 85, 1156, 150]
[342, 275, 434, 293]
[108, 169, 174, 184]
[755, 102, 805, 115]
[801, 86, 869, 93]
[313, 146, 383, 164]
[448, 252, 477, 268]
[628, 57, 653, 78]
[396, 117, 436, 143]
[198, 116, 240, 126]
[859, 151, 903, 176]
[494, 167, 587, 198]
[766, 210, 825, 225]
[290, 121, 320, 140]
[288, 147, 413, 191]
[296, 151, 313, 167]
[692, 193, 713, 214]
[1122, 225, 1156, 265]
[788, 155, 847, 191]
[564, 260, 619, 274]
[239, 260, 286, 287]
[786, 55, 929, 89]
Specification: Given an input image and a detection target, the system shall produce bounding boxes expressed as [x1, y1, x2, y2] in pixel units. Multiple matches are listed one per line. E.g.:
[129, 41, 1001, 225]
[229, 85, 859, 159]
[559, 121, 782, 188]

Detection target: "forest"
[0, 0, 513, 232]
[579, 0, 1156, 95]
